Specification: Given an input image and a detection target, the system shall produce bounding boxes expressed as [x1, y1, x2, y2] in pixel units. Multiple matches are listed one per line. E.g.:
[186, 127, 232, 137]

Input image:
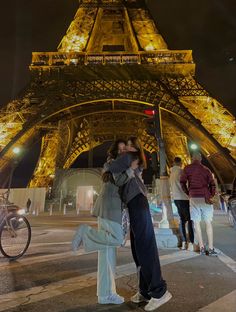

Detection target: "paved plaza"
[0, 212, 235, 312]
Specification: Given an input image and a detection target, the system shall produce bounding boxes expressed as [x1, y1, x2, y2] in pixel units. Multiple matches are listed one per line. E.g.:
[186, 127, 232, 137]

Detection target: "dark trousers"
[127, 194, 167, 299]
[174, 200, 194, 243]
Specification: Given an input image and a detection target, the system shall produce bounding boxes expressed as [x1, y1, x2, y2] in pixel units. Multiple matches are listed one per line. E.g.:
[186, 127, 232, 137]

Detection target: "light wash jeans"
[81, 217, 123, 297]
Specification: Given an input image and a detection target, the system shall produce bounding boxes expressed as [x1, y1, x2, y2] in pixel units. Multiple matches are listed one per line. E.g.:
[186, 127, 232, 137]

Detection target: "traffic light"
[144, 109, 155, 116]
[144, 109, 157, 136]
[145, 117, 156, 136]
[150, 152, 158, 171]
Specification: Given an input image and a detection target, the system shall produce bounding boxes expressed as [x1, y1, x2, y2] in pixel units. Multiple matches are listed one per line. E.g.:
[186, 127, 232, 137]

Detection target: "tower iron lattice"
[0, 0, 235, 187]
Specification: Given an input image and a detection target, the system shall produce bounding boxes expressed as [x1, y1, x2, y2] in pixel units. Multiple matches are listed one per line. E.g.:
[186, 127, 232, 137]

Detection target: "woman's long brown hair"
[127, 136, 147, 169]
[102, 139, 126, 183]
[107, 139, 126, 160]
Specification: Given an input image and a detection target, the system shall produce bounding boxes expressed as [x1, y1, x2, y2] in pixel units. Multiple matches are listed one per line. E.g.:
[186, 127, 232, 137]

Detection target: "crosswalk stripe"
[0, 241, 130, 270]
[0, 241, 190, 272]
[215, 248, 236, 273]
[0, 240, 131, 270]
[0, 250, 199, 311]
[198, 290, 236, 311]
[31, 220, 97, 225]
[0, 250, 94, 271]
[0, 241, 72, 248]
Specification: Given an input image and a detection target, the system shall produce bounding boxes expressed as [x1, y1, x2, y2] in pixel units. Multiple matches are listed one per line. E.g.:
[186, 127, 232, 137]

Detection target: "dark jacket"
[106, 153, 147, 204]
[180, 160, 216, 199]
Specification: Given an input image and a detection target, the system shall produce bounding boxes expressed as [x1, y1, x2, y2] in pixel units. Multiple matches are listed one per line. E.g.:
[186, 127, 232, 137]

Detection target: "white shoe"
[144, 291, 172, 311]
[187, 243, 194, 251]
[98, 294, 124, 304]
[181, 242, 187, 250]
[131, 292, 149, 303]
[71, 225, 86, 252]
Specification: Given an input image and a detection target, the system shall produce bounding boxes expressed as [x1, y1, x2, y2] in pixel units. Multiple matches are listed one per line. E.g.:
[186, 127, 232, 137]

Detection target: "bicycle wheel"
[0, 215, 31, 260]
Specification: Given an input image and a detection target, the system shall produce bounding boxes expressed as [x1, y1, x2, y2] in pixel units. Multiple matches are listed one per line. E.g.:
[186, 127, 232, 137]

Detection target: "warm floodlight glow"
[64, 34, 87, 52]
[145, 43, 155, 51]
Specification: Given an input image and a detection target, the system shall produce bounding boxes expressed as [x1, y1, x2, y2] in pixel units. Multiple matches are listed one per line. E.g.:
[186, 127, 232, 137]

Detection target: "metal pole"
[59, 190, 63, 212]
[49, 204, 53, 216]
[153, 106, 167, 176]
[36, 203, 39, 216]
[63, 204, 67, 215]
[153, 106, 174, 227]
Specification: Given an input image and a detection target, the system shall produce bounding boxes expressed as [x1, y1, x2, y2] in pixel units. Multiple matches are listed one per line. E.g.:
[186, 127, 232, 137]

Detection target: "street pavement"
[0, 212, 235, 312]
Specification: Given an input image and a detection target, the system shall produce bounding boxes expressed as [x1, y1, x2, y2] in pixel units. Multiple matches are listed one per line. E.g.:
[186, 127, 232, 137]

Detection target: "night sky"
[0, 0, 236, 186]
[1, 0, 236, 114]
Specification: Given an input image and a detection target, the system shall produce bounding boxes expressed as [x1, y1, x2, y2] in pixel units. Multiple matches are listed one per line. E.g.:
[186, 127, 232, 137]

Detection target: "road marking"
[0, 239, 131, 269]
[216, 248, 236, 273]
[31, 220, 97, 225]
[198, 290, 236, 311]
[0, 250, 199, 311]
[0, 241, 132, 270]
[0, 250, 94, 270]
[30, 241, 71, 246]
[0, 240, 132, 270]
[0, 241, 72, 248]
[0, 240, 192, 271]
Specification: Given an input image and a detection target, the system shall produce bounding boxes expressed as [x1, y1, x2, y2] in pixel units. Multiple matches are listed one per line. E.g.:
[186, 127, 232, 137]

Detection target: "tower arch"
[0, 0, 235, 187]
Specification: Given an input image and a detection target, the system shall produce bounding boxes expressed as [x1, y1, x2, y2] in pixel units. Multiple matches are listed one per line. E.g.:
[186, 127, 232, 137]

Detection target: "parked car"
[227, 177, 236, 229]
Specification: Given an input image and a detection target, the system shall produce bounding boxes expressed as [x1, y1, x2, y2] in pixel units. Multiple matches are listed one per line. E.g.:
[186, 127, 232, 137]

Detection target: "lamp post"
[144, 108, 177, 247]
[145, 108, 175, 228]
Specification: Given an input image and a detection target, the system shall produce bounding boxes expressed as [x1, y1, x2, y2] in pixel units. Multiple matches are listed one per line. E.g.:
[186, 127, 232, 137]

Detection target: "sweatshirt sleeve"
[107, 153, 133, 173]
[113, 168, 134, 187]
[180, 168, 189, 195]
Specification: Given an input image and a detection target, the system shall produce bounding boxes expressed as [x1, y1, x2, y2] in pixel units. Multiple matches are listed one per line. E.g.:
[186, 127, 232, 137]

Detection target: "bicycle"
[0, 190, 31, 260]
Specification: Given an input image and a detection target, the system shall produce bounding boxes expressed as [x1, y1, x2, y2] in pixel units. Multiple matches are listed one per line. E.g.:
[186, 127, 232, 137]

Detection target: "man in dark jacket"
[180, 152, 217, 256]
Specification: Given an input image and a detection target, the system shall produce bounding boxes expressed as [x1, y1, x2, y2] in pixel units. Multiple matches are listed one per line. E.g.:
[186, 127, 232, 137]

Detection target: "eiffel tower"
[0, 0, 235, 188]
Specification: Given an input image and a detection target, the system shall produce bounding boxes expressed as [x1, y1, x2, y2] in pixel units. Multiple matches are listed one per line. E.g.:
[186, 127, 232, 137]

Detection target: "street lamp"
[13, 147, 21, 155]
[189, 143, 199, 151]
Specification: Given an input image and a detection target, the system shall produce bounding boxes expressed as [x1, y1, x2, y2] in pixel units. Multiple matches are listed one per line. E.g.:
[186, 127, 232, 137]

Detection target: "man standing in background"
[180, 152, 217, 256]
[170, 157, 194, 251]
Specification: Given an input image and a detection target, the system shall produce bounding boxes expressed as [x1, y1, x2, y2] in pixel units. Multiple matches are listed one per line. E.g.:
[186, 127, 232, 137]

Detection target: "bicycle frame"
[0, 198, 31, 259]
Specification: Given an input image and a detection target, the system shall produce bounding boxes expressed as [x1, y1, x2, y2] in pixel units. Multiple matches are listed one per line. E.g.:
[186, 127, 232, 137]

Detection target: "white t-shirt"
[169, 165, 189, 200]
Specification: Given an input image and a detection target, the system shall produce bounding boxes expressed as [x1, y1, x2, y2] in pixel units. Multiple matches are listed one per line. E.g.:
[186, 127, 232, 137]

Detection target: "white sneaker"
[187, 243, 194, 251]
[98, 294, 124, 304]
[181, 242, 187, 250]
[144, 291, 172, 311]
[131, 292, 149, 303]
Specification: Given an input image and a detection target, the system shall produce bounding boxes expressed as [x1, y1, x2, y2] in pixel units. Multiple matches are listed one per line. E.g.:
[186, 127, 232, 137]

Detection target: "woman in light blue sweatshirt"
[72, 139, 136, 305]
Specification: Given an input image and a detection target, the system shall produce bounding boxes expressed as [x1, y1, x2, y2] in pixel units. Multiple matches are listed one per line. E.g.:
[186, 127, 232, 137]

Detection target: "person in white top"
[170, 157, 194, 250]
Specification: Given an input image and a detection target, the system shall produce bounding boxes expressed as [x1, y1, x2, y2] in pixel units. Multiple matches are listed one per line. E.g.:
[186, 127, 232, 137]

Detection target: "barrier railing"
[31, 50, 193, 67]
